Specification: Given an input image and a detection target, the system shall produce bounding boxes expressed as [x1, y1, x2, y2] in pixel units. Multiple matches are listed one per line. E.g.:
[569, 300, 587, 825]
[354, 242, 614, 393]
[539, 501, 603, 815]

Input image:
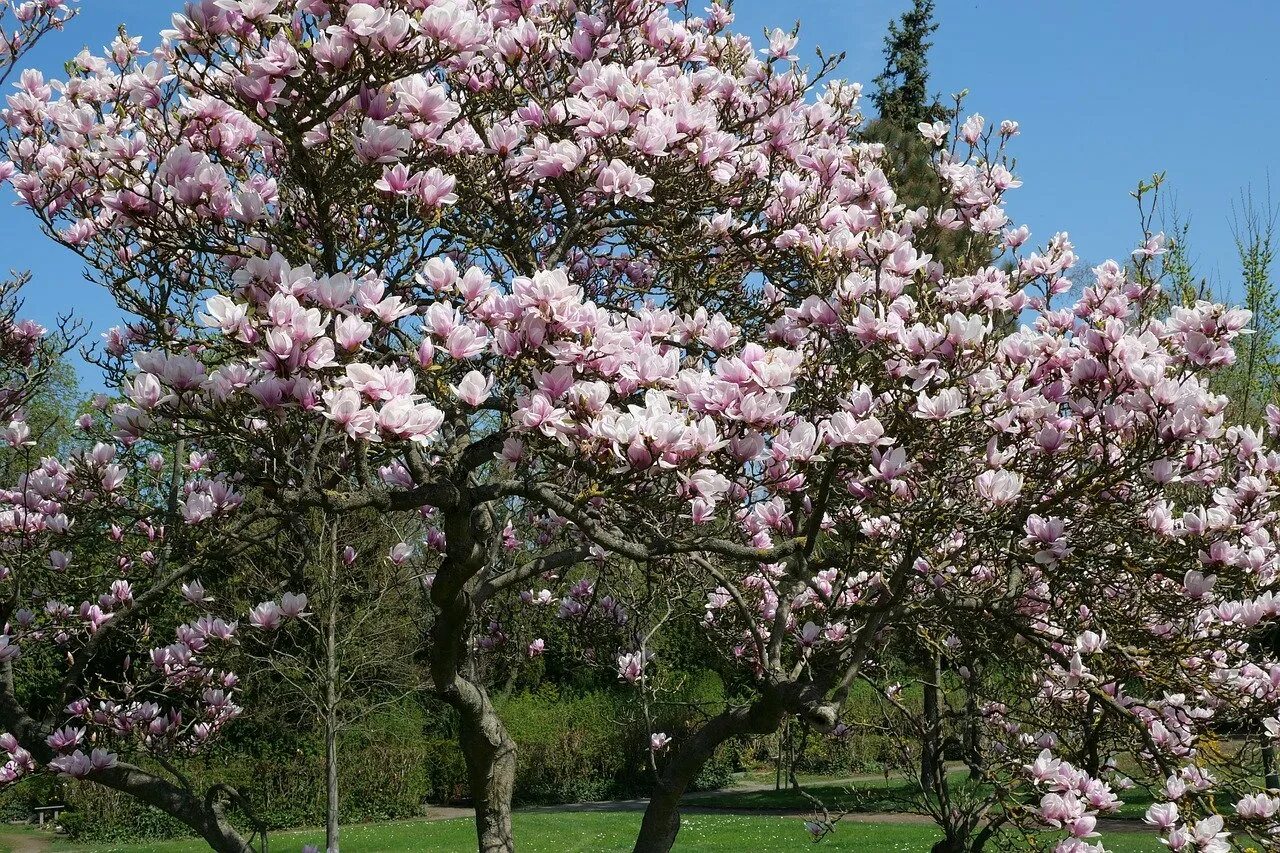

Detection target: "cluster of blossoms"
[248, 591, 309, 629]
[0, 436, 248, 773]
[1026, 749, 1122, 849]
[0, 0, 1279, 851]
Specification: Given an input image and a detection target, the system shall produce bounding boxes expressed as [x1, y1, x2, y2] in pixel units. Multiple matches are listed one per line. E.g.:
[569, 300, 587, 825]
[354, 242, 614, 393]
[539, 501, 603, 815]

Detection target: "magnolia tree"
[0, 430, 268, 848]
[1, 0, 870, 848]
[5, 3, 1280, 853]
[602, 156, 1280, 853]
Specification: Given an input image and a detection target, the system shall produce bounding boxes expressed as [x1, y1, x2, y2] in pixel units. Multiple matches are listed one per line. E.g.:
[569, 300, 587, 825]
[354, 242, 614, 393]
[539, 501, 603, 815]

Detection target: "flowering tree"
[6, 2, 1280, 853]
[0, 432, 268, 849]
[2, 1, 865, 848]
[608, 169, 1280, 853]
[0, 0, 81, 451]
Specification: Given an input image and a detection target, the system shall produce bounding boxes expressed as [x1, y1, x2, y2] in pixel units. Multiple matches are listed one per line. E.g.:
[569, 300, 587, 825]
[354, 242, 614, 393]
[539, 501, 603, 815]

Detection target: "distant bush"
[424, 671, 732, 805]
[53, 704, 432, 842]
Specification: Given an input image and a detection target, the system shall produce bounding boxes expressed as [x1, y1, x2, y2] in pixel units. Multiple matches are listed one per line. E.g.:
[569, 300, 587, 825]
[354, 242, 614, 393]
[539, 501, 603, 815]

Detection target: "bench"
[32, 805, 65, 827]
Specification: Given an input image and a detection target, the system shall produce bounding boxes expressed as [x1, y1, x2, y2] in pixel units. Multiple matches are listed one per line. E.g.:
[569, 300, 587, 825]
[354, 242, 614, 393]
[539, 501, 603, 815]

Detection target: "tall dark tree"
[863, 1, 958, 264]
[870, 0, 945, 128]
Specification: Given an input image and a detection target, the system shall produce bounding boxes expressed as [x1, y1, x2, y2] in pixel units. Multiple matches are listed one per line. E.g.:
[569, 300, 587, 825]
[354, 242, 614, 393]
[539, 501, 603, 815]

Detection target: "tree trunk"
[921, 652, 942, 790]
[1264, 735, 1279, 790]
[326, 719, 340, 853]
[459, 698, 517, 853]
[634, 693, 787, 853]
[325, 546, 341, 853]
[961, 663, 982, 782]
[429, 576, 516, 853]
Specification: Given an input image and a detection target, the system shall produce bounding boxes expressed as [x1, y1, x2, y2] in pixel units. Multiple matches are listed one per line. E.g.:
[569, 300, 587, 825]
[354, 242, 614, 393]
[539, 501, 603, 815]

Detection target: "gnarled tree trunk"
[458, 689, 518, 853]
[429, 513, 517, 853]
[634, 691, 787, 853]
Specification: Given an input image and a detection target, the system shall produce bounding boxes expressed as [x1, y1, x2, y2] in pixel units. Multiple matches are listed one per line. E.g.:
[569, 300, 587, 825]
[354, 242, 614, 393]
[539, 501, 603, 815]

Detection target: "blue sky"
[1, 1, 1275, 386]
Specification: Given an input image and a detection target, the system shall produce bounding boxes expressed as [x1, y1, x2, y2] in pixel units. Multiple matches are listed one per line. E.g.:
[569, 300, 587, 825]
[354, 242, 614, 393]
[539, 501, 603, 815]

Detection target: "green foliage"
[1224, 186, 1280, 425]
[424, 674, 732, 806]
[0, 356, 79, 485]
[1160, 203, 1205, 309]
[51, 703, 432, 842]
[0, 772, 61, 822]
[502, 687, 642, 803]
[870, 0, 948, 128]
[691, 753, 736, 792]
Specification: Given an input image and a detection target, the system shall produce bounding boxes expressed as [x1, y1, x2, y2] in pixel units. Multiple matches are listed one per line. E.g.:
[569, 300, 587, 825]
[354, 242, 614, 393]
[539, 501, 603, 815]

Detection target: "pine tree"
[871, 0, 945, 128]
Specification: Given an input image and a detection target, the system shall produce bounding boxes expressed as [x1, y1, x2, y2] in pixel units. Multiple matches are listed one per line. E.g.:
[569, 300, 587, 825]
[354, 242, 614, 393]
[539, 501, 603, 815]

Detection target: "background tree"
[870, 0, 947, 129]
[0, 7, 264, 846]
[239, 509, 422, 853]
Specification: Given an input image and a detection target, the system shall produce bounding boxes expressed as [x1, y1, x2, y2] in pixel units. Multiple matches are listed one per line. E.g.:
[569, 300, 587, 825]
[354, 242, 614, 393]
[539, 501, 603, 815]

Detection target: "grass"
[0, 813, 1167, 853]
[693, 772, 926, 811]
[696, 771, 1163, 821]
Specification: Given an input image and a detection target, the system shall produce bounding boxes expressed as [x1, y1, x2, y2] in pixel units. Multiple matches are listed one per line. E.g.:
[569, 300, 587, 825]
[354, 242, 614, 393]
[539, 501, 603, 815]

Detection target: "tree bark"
[1264, 735, 1279, 790]
[429, 571, 516, 853]
[458, 693, 517, 853]
[633, 691, 787, 853]
[325, 538, 341, 853]
[921, 651, 942, 791]
[326, 719, 340, 853]
[94, 766, 254, 853]
[961, 664, 982, 782]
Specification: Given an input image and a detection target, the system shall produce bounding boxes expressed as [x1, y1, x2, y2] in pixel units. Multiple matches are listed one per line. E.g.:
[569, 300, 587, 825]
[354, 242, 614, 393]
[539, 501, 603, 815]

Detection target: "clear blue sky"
[2, 0, 1275, 387]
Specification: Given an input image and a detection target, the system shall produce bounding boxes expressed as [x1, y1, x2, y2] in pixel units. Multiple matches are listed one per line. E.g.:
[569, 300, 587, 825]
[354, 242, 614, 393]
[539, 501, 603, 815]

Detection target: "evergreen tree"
[863, 3, 988, 282]
[1225, 185, 1280, 426]
[871, 0, 946, 128]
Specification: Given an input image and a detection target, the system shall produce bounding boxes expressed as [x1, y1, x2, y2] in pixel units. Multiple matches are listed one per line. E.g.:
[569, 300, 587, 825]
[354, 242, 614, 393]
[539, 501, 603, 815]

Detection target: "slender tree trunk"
[326, 601, 340, 852]
[325, 541, 341, 853]
[634, 693, 787, 853]
[921, 652, 942, 790]
[1264, 736, 1279, 790]
[326, 718, 339, 852]
[962, 679, 982, 782]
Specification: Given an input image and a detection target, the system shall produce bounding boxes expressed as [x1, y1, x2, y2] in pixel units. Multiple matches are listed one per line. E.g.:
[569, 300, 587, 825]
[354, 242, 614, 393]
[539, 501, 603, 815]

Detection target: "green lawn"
[695, 772, 1161, 821]
[3, 813, 1165, 853]
[692, 773, 926, 811]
